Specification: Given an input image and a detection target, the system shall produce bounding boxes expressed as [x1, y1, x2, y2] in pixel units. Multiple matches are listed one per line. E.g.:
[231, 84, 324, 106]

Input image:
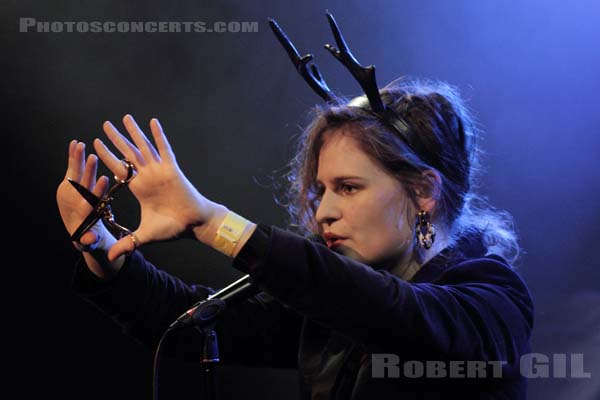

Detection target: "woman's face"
[315, 128, 416, 265]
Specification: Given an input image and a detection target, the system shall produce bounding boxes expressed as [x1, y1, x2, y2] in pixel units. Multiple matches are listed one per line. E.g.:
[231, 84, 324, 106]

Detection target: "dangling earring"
[415, 210, 436, 249]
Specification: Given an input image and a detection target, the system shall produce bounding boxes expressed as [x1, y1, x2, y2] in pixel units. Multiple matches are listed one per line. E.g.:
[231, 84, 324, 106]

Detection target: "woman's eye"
[314, 184, 358, 198]
[340, 184, 357, 194]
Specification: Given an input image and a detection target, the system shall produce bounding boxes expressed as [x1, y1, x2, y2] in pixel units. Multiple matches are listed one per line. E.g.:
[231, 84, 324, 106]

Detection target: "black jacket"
[73, 224, 534, 399]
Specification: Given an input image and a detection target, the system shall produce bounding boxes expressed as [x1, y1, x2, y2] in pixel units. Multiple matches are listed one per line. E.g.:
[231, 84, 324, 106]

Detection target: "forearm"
[73, 250, 215, 349]
[231, 224, 533, 364]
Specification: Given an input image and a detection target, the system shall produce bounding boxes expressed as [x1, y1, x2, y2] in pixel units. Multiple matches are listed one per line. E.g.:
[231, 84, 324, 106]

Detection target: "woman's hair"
[276, 78, 520, 264]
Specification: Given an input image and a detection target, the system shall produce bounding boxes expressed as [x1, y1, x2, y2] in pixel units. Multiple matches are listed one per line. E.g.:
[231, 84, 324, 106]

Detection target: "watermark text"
[372, 353, 592, 379]
[19, 18, 259, 33]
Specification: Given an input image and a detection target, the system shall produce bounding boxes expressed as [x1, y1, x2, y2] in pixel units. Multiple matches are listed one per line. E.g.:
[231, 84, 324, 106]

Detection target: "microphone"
[169, 275, 257, 329]
[169, 232, 326, 329]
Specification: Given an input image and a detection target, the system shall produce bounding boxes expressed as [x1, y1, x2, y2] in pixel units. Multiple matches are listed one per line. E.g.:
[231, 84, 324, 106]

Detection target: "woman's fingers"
[64, 140, 77, 180]
[93, 138, 131, 182]
[149, 118, 175, 163]
[92, 175, 110, 199]
[102, 120, 145, 165]
[66, 141, 86, 182]
[123, 114, 160, 163]
[80, 154, 98, 191]
[66, 117, 174, 206]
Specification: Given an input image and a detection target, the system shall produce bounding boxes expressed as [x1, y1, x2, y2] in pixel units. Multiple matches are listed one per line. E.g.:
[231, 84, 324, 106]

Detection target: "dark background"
[3, 0, 599, 399]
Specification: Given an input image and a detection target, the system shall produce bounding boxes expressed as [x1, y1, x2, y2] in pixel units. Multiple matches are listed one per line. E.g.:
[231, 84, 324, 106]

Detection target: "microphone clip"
[170, 298, 227, 331]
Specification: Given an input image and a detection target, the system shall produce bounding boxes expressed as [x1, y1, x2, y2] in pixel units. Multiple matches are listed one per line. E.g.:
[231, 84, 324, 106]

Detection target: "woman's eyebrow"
[315, 175, 367, 185]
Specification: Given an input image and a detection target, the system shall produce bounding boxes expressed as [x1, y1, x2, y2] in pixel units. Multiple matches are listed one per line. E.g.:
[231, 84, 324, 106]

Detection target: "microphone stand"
[168, 275, 258, 400]
[161, 234, 325, 400]
[192, 298, 227, 400]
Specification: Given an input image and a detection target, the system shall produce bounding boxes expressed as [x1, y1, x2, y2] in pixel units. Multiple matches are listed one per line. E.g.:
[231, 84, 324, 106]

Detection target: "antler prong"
[268, 18, 335, 102]
[324, 12, 385, 113]
[268, 13, 413, 147]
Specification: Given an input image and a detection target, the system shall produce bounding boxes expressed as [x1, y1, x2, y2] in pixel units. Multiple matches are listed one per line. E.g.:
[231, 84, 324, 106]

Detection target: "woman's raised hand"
[95, 115, 225, 261]
[57, 140, 113, 250]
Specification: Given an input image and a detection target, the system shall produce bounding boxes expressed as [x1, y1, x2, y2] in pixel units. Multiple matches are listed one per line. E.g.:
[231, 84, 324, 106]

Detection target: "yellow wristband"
[213, 211, 251, 257]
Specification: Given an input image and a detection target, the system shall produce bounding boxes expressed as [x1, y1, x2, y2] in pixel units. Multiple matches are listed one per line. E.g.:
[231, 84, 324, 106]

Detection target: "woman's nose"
[315, 190, 342, 226]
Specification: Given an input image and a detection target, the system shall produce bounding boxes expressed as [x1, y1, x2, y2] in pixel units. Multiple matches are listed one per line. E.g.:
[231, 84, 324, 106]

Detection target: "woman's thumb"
[108, 232, 139, 262]
[80, 230, 100, 247]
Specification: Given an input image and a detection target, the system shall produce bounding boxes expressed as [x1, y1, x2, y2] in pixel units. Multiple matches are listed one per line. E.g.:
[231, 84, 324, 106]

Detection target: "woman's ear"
[414, 170, 442, 213]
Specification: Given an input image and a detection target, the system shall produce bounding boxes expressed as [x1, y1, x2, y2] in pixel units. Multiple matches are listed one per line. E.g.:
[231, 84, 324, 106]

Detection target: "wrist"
[192, 203, 230, 246]
[212, 211, 255, 257]
[80, 232, 126, 280]
[192, 204, 256, 258]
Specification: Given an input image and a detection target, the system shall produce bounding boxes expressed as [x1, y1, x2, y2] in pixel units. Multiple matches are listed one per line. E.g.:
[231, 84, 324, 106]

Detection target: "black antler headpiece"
[268, 12, 411, 140]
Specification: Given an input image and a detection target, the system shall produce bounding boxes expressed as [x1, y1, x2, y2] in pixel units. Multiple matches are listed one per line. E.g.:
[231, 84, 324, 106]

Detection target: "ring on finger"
[114, 159, 137, 184]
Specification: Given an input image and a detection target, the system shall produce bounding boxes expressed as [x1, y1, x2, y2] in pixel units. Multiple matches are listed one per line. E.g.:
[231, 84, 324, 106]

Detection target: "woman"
[57, 79, 533, 399]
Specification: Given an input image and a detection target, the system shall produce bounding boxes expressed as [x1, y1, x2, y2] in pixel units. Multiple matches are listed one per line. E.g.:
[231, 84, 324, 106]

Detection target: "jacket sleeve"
[233, 224, 534, 370]
[71, 249, 302, 368]
[72, 250, 213, 350]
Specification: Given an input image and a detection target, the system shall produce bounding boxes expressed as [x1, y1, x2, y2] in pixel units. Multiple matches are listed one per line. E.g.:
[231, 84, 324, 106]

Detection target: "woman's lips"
[327, 238, 345, 249]
[323, 232, 347, 249]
